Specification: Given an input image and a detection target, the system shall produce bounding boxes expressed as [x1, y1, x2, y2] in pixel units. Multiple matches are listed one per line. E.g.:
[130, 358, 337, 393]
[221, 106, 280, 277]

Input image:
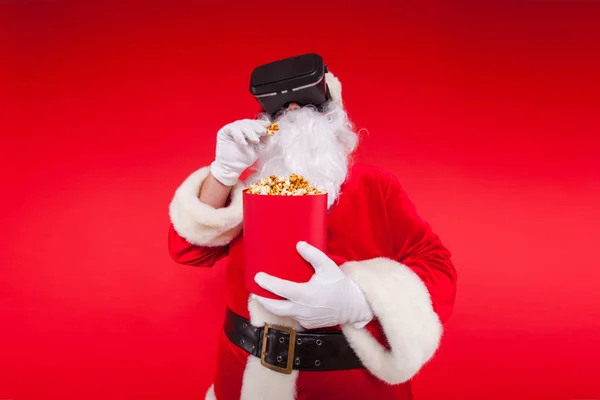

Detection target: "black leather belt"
[224, 308, 364, 374]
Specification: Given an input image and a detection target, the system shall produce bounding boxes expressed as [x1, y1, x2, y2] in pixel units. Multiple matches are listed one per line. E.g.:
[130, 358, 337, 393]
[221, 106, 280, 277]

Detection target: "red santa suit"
[168, 160, 457, 399]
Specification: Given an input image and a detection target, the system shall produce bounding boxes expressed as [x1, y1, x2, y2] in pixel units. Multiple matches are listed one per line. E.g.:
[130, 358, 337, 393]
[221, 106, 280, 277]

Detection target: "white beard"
[246, 102, 359, 209]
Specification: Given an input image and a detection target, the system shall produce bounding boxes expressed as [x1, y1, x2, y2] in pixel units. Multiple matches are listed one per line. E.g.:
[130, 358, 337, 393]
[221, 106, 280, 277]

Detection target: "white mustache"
[249, 103, 359, 209]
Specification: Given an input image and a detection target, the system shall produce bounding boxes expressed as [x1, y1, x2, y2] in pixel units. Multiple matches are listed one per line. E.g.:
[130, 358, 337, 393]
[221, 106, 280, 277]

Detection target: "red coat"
[168, 162, 457, 400]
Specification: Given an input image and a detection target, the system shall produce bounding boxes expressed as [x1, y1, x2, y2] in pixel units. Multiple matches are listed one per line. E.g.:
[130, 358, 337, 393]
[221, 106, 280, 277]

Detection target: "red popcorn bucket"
[243, 190, 328, 300]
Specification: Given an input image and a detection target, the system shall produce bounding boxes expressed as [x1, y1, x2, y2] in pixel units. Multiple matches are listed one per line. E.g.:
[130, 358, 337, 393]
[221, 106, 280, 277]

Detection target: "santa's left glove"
[252, 242, 374, 330]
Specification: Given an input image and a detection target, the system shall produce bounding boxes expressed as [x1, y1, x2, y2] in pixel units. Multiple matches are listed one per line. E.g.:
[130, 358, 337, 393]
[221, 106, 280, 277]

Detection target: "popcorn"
[247, 174, 326, 196]
[266, 123, 279, 136]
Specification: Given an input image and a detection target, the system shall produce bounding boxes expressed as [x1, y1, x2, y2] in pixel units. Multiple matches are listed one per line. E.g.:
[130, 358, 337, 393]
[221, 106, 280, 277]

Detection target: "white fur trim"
[169, 166, 244, 247]
[326, 71, 343, 107]
[205, 385, 216, 400]
[340, 258, 443, 385]
[239, 297, 303, 400]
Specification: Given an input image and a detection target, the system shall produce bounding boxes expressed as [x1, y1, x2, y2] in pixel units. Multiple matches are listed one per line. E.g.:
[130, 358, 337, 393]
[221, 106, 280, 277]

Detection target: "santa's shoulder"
[345, 162, 403, 191]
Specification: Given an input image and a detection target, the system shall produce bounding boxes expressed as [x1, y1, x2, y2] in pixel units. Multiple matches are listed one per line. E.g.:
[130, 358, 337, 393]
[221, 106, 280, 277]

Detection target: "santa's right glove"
[252, 241, 374, 330]
[210, 119, 272, 186]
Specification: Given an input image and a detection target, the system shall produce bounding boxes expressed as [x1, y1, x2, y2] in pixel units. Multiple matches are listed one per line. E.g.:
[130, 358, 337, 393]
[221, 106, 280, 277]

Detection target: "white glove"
[210, 119, 272, 186]
[252, 242, 374, 330]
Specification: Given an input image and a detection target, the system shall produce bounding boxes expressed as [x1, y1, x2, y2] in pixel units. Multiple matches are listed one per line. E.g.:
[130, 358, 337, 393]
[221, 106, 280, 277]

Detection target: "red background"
[2, 1, 599, 399]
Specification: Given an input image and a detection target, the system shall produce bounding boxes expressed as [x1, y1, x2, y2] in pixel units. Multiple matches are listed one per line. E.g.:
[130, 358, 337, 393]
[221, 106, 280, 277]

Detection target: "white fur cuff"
[205, 385, 216, 400]
[340, 258, 443, 385]
[169, 166, 244, 247]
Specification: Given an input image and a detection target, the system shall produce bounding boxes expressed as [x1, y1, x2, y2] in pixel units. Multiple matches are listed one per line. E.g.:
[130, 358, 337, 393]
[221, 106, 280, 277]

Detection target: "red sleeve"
[167, 166, 244, 266]
[168, 223, 230, 267]
[384, 174, 458, 323]
[338, 168, 457, 385]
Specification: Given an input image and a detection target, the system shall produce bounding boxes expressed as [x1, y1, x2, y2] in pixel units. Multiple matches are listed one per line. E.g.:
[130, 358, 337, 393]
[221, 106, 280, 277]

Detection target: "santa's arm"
[168, 166, 245, 267]
[340, 172, 457, 385]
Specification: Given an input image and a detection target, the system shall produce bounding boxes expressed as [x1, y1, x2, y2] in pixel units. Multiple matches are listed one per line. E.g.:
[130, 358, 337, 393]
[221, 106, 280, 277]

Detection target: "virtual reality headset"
[250, 53, 333, 117]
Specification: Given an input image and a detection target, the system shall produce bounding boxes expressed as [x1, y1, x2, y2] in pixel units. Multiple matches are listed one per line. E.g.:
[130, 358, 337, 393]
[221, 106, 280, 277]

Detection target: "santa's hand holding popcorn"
[253, 241, 374, 330]
[168, 54, 458, 400]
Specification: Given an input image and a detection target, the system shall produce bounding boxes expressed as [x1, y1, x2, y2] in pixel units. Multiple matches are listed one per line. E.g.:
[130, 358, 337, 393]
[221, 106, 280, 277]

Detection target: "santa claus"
[168, 54, 457, 400]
